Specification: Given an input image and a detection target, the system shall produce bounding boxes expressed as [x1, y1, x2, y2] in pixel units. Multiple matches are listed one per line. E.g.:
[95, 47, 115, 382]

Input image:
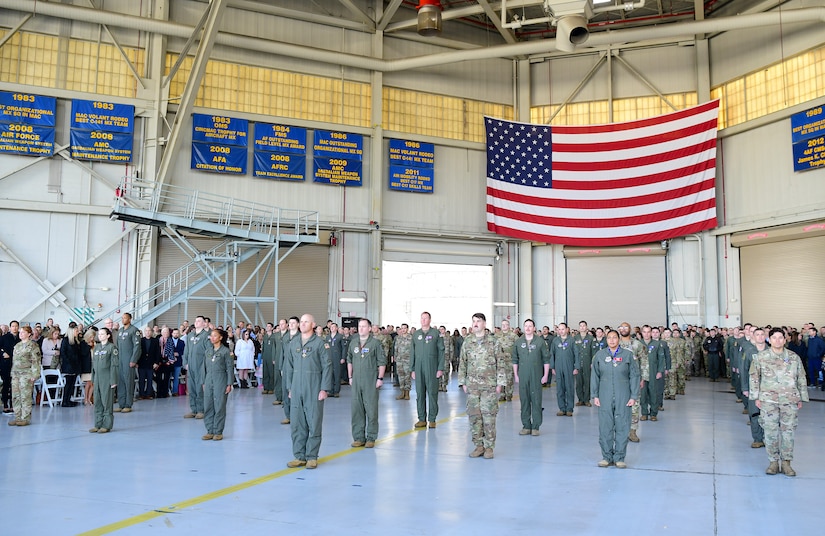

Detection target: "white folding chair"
[40, 370, 64, 407]
[70, 376, 85, 403]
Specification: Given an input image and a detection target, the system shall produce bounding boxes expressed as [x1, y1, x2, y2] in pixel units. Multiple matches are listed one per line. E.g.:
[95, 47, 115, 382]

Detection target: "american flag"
[485, 100, 719, 247]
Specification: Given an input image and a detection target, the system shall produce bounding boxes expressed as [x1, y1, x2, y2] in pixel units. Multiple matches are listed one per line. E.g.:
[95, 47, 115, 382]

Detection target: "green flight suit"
[574, 332, 595, 404]
[261, 331, 279, 394]
[284, 333, 332, 462]
[280, 331, 299, 419]
[410, 327, 445, 423]
[115, 324, 141, 410]
[347, 335, 387, 442]
[640, 339, 666, 417]
[512, 335, 550, 431]
[203, 344, 234, 435]
[591, 347, 640, 463]
[92, 341, 118, 430]
[182, 328, 210, 414]
[550, 336, 580, 414]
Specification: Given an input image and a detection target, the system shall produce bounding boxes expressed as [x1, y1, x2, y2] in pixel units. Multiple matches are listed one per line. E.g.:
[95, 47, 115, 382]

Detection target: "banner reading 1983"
[70, 99, 134, 162]
[791, 105, 825, 172]
[313, 130, 363, 186]
[0, 91, 57, 157]
[253, 123, 307, 180]
[191, 114, 248, 175]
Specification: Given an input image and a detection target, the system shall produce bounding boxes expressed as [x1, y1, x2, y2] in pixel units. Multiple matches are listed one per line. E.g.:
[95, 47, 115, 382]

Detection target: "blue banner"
[793, 135, 825, 172]
[389, 165, 434, 193]
[70, 130, 132, 162]
[791, 105, 825, 145]
[71, 99, 134, 133]
[313, 130, 363, 159]
[0, 123, 55, 156]
[0, 91, 56, 126]
[254, 123, 306, 154]
[313, 157, 362, 186]
[253, 151, 306, 180]
[389, 139, 434, 168]
[191, 142, 247, 174]
[192, 114, 248, 146]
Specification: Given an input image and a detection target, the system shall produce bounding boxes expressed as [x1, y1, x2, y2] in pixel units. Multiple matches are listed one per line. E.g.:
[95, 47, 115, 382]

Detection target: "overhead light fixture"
[555, 14, 589, 52]
[417, 0, 442, 36]
[494, 302, 516, 307]
[339, 297, 366, 303]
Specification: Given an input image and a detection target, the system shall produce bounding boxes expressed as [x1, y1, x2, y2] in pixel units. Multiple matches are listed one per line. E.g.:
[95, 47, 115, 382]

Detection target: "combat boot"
[765, 461, 779, 475]
[404, 390, 410, 400]
[396, 390, 405, 400]
[781, 461, 796, 477]
[469, 446, 484, 458]
[483, 448, 494, 459]
[628, 430, 640, 443]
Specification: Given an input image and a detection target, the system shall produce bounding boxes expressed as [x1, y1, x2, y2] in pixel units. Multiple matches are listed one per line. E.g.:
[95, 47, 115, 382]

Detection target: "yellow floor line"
[78, 411, 466, 536]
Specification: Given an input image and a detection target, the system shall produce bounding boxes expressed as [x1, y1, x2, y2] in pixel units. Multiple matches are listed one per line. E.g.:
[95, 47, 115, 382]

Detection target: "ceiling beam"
[336, 0, 376, 29]
[477, 0, 518, 44]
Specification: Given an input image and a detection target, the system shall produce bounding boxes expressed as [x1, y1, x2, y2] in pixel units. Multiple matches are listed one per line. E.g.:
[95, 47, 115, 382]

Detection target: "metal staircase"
[98, 179, 320, 326]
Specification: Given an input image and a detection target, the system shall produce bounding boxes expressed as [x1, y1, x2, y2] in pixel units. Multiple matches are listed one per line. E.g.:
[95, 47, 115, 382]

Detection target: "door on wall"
[564, 246, 667, 329]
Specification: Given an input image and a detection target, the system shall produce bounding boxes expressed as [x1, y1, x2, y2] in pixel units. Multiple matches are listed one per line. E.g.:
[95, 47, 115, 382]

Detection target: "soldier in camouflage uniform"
[8, 326, 41, 426]
[458, 313, 507, 459]
[619, 322, 646, 442]
[663, 328, 688, 398]
[749, 327, 808, 476]
[574, 321, 595, 407]
[495, 320, 518, 401]
[439, 326, 454, 392]
[394, 324, 413, 400]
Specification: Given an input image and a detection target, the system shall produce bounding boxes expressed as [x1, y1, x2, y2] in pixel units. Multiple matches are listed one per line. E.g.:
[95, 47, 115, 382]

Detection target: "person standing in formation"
[183, 316, 210, 419]
[347, 318, 387, 448]
[89, 328, 118, 434]
[749, 327, 808, 476]
[284, 314, 332, 470]
[393, 324, 413, 401]
[410, 312, 445, 429]
[458, 313, 506, 459]
[202, 328, 234, 441]
[512, 319, 550, 436]
[591, 329, 640, 469]
[8, 326, 41, 427]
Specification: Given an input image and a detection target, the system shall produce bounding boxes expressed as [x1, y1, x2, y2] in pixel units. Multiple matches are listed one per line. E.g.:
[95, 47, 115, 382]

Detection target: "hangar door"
[565, 246, 667, 328]
[155, 237, 329, 327]
[735, 229, 825, 327]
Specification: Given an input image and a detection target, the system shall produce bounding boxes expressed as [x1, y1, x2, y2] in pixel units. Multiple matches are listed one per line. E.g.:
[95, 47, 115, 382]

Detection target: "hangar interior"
[1, 0, 824, 330]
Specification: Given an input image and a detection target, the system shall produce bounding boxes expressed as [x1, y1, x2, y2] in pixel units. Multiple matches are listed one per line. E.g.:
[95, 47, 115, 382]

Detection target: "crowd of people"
[1, 314, 820, 476]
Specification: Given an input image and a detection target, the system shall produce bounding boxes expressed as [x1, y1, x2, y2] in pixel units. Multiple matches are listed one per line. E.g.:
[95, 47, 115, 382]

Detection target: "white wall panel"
[720, 119, 825, 229]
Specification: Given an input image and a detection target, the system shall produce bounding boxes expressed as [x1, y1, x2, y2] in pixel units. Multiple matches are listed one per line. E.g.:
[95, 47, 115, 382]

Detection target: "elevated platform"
[111, 179, 319, 245]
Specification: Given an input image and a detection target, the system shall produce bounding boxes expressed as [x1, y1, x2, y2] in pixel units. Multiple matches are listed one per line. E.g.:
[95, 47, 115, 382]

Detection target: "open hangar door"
[733, 223, 825, 328]
[381, 237, 496, 330]
[565, 245, 667, 329]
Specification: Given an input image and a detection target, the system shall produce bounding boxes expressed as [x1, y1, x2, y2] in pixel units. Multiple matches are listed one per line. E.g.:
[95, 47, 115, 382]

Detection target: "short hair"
[20, 325, 33, 336]
[359, 318, 372, 327]
[768, 327, 784, 339]
[473, 312, 486, 322]
[606, 329, 619, 338]
[289, 316, 300, 323]
[523, 319, 535, 327]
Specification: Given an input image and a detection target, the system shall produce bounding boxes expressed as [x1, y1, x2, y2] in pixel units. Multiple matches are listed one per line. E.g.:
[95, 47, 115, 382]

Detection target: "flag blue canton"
[485, 117, 553, 189]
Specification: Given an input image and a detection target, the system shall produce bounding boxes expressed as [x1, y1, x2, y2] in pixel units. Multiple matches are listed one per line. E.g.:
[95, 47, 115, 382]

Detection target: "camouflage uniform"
[665, 336, 688, 397]
[458, 333, 507, 450]
[394, 333, 412, 393]
[574, 331, 595, 405]
[11, 340, 41, 424]
[750, 347, 808, 462]
[495, 330, 518, 400]
[620, 337, 647, 434]
[92, 341, 118, 430]
[440, 331, 454, 391]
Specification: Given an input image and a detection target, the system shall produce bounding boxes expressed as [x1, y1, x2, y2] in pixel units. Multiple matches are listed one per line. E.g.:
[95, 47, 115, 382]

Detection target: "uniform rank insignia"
[521, 343, 527, 348]
[605, 357, 611, 362]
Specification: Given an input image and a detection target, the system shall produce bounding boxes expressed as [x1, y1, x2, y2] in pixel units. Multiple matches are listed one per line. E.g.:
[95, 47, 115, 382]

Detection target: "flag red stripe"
[551, 159, 716, 191]
[553, 119, 719, 153]
[487, 198, 717, 228]
[486, 179, 715, 209]
[487, 219, 718, 247]
[551, 100, 720, 135]
[552, 139, 717, 172]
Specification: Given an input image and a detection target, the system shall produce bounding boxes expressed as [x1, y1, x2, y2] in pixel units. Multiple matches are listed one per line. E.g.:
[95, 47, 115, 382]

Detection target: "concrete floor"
[1, 375, 822, 535]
